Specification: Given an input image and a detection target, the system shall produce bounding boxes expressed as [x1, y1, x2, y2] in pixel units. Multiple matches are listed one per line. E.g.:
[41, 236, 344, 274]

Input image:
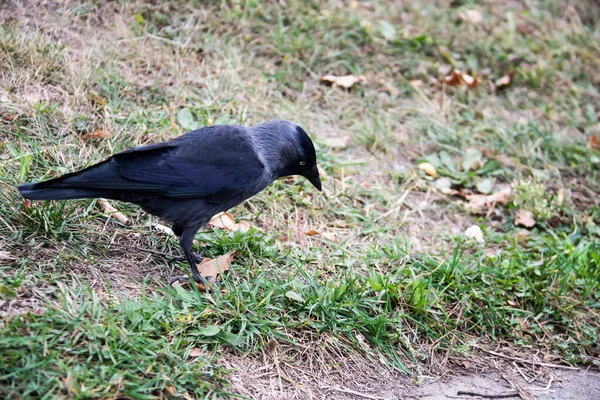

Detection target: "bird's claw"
[168, 274, 219, 288]
[169, 253, 204, 264]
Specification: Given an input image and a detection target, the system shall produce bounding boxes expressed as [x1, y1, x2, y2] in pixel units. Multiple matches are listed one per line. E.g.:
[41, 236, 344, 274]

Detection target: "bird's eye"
[299, 161, 306, 166]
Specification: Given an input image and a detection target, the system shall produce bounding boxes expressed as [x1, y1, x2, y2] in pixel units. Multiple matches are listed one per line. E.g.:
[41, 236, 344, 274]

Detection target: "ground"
[0, 0, 599, 399]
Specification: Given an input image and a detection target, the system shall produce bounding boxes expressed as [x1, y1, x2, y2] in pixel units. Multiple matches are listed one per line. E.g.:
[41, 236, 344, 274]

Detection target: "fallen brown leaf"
[588, 135, 600, 150]
[209, 212, 251, 232]
[321, 232, 339, 242]
[237, 220, 251, 233]
[209, 212, 237, 231]
[465, 185, 512, 214]
[495, 73, 512, 89]
[304, 229, 319, 236]
[189, 348, 202, 358]
[197, 251, 233, 279]
[97, 198, 130, 225]
[320, 74, 366, 89]
[515, 209, 536, 228]
[441, 69, 481, 89]
[82, 129, 112, 141]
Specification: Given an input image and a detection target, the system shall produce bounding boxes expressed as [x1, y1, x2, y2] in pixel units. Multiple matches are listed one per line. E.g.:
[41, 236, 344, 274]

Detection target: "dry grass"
[1, 0, 599, 398]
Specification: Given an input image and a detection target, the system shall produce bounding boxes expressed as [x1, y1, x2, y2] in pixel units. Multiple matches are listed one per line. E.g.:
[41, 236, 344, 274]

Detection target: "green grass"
[1, 0, 599, 398]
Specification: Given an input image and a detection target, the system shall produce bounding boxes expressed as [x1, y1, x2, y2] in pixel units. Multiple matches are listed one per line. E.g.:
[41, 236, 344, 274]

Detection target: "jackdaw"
[18, 119, 322, 283]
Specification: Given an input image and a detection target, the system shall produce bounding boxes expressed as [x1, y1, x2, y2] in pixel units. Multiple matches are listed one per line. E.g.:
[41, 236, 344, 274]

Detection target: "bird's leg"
[169, 225, 208, 285]
[169, 252, 204, 264]
[168, 223, 203, 264]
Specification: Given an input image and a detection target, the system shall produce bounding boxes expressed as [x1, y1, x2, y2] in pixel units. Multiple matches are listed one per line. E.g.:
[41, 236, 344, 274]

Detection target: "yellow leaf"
[418, 162, 438, 177]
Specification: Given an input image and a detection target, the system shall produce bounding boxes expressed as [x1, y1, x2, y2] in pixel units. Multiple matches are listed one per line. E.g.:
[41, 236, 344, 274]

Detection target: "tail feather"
[18, 182, 112, 200]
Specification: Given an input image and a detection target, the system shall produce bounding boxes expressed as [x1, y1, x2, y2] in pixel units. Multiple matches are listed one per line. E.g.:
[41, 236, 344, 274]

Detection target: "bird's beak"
[305, 166, 322, 192]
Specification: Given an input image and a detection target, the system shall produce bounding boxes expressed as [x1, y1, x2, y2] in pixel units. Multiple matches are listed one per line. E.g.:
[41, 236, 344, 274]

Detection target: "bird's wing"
[113, 125, 265, 201]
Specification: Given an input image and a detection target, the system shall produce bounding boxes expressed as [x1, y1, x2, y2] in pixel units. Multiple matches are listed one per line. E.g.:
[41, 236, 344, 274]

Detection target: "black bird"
[18, 120, 322, 283]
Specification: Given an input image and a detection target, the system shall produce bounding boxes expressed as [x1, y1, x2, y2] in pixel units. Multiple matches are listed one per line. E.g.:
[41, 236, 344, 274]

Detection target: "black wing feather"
[24, 125, 265, 202]
[113, 125, 265, 200]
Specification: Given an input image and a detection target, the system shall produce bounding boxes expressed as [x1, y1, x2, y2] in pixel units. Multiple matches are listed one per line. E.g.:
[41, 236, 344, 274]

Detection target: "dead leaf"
[460, 72, 480, 88]
[515, 209, 536, 228]
[189, 347, 202, 358]
[165, 386, 176, 396]
[418, 162, 438, 177]
[209, 212, 251, 232]
[410, 79, 423, 88]
[209, 213, 237, 231]
[320, 74, 366, 89]
[97, 198, 130, 225]
[237, 220, 251, 233]
[465, 185, 512, 214]
[588, 135, 600, 150]
[442, 69, 462, 86]
[507, 299, 518, 306]
[441, 69, 481, 89]
[459, 9, 484, 24]
[321, 232, 339, 242]
[304, 229, 319, 236]
[197, 251, 233, 279]
[332, 219, 348, 228]
[82, 129, 111, 141]
[495, 73, 512, 89]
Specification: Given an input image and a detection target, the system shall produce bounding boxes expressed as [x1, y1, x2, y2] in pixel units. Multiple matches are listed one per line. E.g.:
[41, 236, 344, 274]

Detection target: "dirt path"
[413, 369, 600, 400]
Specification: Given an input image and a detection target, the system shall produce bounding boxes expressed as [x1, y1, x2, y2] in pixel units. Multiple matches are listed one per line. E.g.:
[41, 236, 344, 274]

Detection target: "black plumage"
[19, 120, 321, 283]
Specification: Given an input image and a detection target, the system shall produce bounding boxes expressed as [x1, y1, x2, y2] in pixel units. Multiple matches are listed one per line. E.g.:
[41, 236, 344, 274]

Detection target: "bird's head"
[250, 120, 322, 191]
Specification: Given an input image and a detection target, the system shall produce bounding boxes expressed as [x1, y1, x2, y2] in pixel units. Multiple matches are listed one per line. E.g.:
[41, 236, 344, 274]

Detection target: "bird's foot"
[169, 252, 204, 265]
[168, 273, 218, 290]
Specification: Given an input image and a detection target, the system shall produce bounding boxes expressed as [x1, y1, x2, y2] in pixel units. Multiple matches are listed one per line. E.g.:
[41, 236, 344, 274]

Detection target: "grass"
[1, 0, 599, 398]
